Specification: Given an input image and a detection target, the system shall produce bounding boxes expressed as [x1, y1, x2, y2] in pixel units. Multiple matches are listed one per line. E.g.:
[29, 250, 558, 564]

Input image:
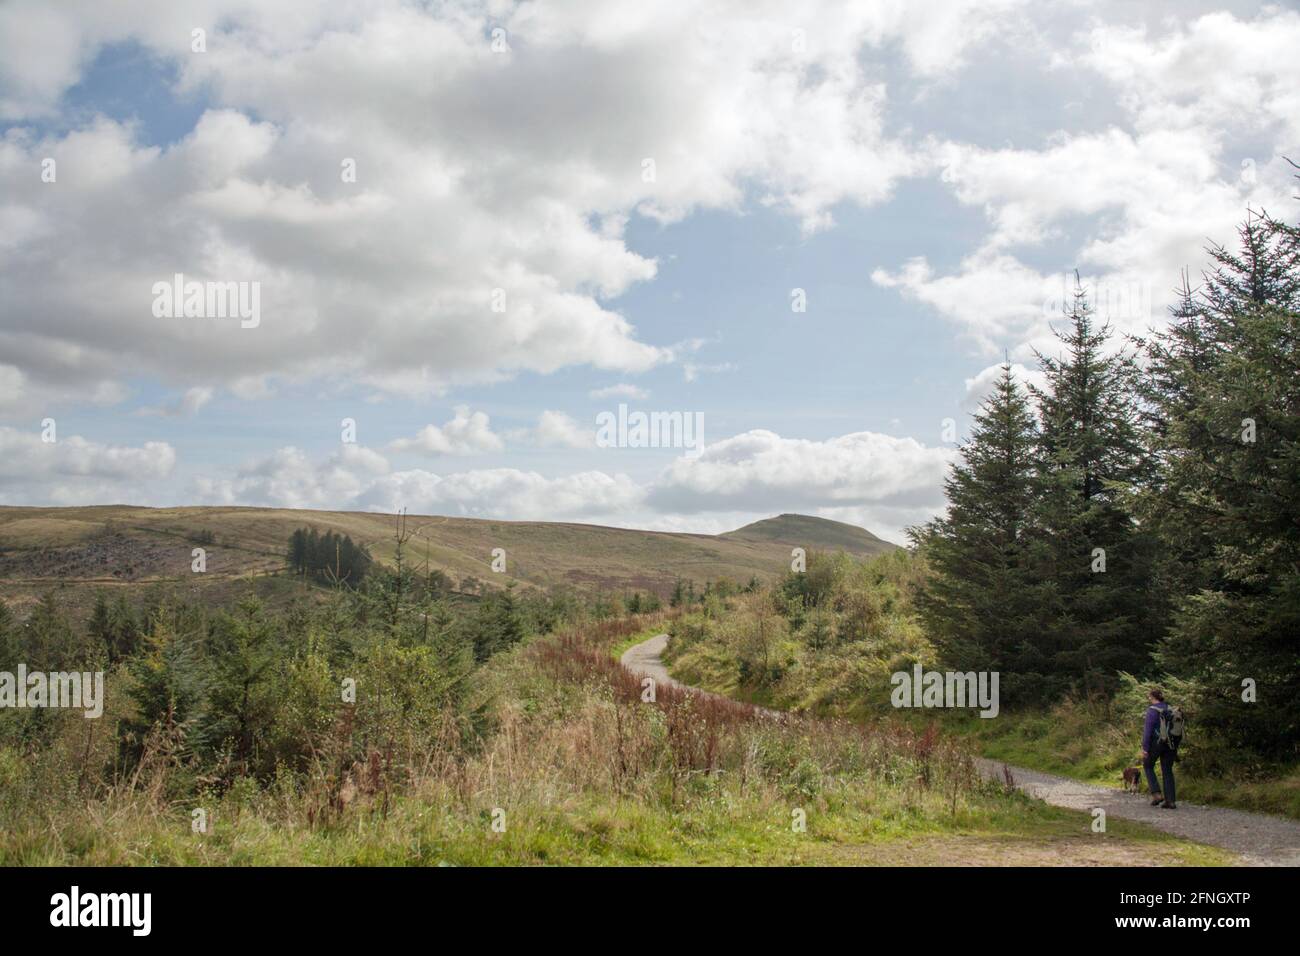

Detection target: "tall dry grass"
[0, 613, 990, 864]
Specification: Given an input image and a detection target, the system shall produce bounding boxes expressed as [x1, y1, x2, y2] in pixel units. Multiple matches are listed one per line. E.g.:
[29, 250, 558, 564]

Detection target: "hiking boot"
[1150, 796, 1163, 806]
[1161, 802, 1177, 809]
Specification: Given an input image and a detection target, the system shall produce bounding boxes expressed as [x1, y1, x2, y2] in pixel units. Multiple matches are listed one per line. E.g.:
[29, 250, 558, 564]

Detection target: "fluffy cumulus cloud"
[388, 406, 504, 456]
[0, 0, 1008, 406]
[195, 442, 390, 510]
[195, 441, 645, 521]
[357, 468, 644, 521]
[649, 429, 955, 515]
[0, 425, 175, 504]
[1075, 9, 1300, 142]
[873, 7, 1300, 359]
[527, 410, 594, 449]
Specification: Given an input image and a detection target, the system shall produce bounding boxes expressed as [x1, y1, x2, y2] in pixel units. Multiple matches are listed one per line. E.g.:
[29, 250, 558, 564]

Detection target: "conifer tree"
[203, 598, 279, 772]
[287, 528, 307, 576]
[88, 592, 113, 660]
[912, 363, 1043, 696]
[1142, 212, 1300, 760]
[106, 593, 141, 663]
[1029, 280, 1156, 695]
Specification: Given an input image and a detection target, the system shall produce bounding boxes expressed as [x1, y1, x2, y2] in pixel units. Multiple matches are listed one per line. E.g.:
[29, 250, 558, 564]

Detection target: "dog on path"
[1121, 766, 1145, 794]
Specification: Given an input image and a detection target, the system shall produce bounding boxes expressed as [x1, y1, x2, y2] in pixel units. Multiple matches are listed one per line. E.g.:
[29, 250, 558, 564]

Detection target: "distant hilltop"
[721, 513, 896, 556]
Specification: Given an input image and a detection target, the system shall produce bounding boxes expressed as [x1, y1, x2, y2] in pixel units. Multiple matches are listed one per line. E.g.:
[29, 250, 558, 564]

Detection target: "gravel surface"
[619, 633, 683, 689]
[974, 758, 1300, 866]
[621, 633, 781, 718]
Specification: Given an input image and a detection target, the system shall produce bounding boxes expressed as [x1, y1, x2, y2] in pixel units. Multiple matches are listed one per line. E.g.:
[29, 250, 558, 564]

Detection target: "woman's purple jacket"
[1143, 701, 1170, 753]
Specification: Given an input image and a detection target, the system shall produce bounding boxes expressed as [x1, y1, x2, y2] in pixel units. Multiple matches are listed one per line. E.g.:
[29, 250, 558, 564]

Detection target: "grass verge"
[0, 615, 1237, 866]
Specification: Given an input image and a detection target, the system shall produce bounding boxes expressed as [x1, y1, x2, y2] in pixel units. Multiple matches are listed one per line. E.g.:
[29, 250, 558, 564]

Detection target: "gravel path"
[974, 758, 1300, 866]
[620, 633, 781, 718]
[619, 633, 684, 690]
[621, 633, 1300, 866]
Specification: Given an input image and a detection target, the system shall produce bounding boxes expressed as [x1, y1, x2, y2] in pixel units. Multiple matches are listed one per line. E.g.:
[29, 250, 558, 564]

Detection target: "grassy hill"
[722, 513, 896, 556]
[0, 505, 896, 613]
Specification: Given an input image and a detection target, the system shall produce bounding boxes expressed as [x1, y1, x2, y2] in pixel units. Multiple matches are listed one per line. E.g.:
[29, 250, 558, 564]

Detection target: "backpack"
[1156, 705, 1185, 750]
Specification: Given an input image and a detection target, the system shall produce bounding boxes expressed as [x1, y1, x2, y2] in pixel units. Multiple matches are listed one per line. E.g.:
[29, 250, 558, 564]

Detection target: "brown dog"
[1122, 766, 1144, 793]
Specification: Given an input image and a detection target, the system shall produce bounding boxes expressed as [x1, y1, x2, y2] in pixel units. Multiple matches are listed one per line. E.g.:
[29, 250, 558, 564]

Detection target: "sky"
[1, 0, 1298, 543]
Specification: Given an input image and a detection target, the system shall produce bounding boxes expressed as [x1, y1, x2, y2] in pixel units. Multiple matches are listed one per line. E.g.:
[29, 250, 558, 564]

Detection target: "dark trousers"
[1143, 744, 1176, 804]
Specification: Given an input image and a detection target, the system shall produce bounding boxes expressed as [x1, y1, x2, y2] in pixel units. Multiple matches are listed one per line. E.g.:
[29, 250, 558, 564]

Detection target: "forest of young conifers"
[0, 537, 666, 813]
[910, 209, 1300, 765]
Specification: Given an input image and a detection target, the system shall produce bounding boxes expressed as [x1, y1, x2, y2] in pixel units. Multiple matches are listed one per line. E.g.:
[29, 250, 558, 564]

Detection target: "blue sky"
[2, 1, 1298, 541]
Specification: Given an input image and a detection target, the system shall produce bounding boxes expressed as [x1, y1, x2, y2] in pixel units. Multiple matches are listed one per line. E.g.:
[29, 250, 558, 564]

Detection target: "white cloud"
[0, 426, 176, 504]
[860, 0, 1035, 78]
[865, 8, 1300, 368]
[388, 406, 504, 456]
[358, 468, 644, 521]
[195, 442, 389, 510]
[872, 251, 1062, 351]
[1075, 10, 1300, 142]
[649, 428, 954, 514]
[0, 1, 87, 119]
[877, 125, 1297, 354]
[961, 362, 1046, 414]
[0, 0, 991, 406]
[0, 428, 175, 480]
[589, 383, 648, 400]
[504, 410, 594, 448]
[531, 410, 595, 449]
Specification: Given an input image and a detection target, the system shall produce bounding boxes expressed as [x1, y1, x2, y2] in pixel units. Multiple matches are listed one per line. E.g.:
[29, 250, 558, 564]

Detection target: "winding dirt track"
[620, 633, 1300, 866]
[619, 633, 684, 692]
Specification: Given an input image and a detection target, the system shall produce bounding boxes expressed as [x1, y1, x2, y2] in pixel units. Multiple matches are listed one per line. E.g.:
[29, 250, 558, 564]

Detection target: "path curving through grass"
[622, 633, 1300, 866]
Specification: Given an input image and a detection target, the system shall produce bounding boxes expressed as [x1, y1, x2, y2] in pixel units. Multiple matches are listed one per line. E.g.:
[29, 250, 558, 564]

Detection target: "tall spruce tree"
[1029, 279, 1156, 696]
[87, 592, 113, 660]
[1141, 211, 1300, 763]
[911, 363, 1044, 698]
[1128, 273, 1220, 632]
[202, 598, 280, 772]
[287, 529, 307, 576]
